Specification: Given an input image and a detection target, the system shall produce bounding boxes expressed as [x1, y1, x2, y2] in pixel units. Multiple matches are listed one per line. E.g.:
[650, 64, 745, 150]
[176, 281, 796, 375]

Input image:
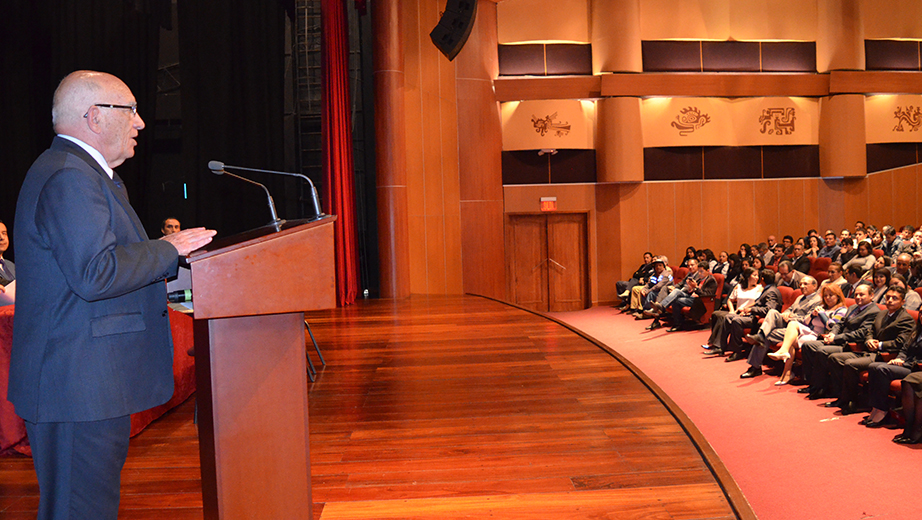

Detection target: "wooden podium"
[187, 216, 336, 519]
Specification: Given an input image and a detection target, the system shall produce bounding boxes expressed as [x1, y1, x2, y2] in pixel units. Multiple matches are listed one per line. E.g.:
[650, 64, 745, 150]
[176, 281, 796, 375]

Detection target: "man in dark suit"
[798, 283, 880, 400]
[724, 269, 782, 362]
[826, 285, 915, 414]
[790, 242, 811, 274]
[9, 71, 215, 520]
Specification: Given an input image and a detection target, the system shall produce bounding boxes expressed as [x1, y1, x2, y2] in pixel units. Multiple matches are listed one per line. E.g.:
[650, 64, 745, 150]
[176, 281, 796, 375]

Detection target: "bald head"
[52, 71, 144, 168]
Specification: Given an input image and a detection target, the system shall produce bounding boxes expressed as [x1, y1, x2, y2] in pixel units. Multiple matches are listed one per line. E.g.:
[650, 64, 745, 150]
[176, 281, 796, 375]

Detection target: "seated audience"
[826, 285, 914, 414]
[894, 371, 922, 444]
[820, 262, 847, 289]
[789, 242, 811, 274]
[713, 269, 781, 362]
[775, 260, 804, 288]
[768, 243, 786, 270]
[841, 265, 865, 298]
[869, 268, 893, 304]
[805, 235, 822, 258]
[644, 258, 701, 324]
[909, 259, 922, 289]
[893, 229, 922, 260]
[818, 230, 840, 259]
[738, 243, 753, 264]
[628, 256, 672, 316]
[890, 275, 921, 311]
[843, 241, 876, 274]
[702, 267, 761, 356]
[834, 239, 857, 265]
[647, 260, 717, 331]
[864, 310, 922, 428]
[740, 276, 822, 378]
[616, 252, 654, 307]
[798, 284, 879, 400]
[781, 235, 795, 256]
[768, 284, 848, 385]
[679, 246, 697, 268]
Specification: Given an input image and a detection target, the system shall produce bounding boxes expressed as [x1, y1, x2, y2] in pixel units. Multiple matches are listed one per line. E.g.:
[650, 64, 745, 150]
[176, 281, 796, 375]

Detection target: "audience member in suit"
[789, 243, 811, 274]
[893, 371, 922, 444]
[722, 269, 782, 362]
[891, 275, 921, 311]
[645, 258, 702, 324]
[702, 268, 761, 356]
[818, 231, 840, 259]
[767, 284, 849, 385]
[798, 283, 879, 400]
[840, 265, 865, 298]
[0, 219, 14, 287]
[8, 71, 216, 520]
[774, 260, 804, 288]
[616, 252, 654, 307]
[826, 285, 915, 414]
[712, 250, 730, 277]
[781, 235, 795, 257]
[863, 310, 922, 428]
[740, 276, 822, 378]
[661, 261, 718, 332]
[767, 243, 785, 270]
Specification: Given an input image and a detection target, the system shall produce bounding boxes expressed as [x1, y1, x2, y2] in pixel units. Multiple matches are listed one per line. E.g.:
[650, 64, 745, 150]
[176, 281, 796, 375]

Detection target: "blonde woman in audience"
[767, 284, 848, 385]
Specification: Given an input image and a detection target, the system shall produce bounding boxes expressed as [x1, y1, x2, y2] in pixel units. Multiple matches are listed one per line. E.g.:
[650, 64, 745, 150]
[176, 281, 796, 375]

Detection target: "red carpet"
[549, 306, 922, 520]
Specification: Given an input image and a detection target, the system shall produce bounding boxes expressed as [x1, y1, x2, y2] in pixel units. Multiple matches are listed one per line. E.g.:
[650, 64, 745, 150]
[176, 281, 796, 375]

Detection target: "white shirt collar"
[58, 134, 114, 179]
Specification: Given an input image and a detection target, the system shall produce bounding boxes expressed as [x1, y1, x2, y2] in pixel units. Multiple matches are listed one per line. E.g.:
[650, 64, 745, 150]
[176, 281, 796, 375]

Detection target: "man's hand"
[889, 358, 905, 366]
[866, 339, 880, 352]
[822, 332, 835, 344]
[160, 227, 217, 256]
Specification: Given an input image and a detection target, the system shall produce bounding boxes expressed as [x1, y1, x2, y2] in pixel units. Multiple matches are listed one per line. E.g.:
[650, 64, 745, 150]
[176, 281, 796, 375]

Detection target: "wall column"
[456, 0, 505, 299]
[372, 0, 410, 298]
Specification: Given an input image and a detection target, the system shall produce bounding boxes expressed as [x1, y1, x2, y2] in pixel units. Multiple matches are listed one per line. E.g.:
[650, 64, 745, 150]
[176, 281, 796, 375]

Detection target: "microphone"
[208, 161, 283, 227]
[208, 160, 323, 219]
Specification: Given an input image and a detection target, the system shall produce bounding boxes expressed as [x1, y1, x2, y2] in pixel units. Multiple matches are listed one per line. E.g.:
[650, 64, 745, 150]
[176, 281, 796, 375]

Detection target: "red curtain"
[321, 0, 360, 306]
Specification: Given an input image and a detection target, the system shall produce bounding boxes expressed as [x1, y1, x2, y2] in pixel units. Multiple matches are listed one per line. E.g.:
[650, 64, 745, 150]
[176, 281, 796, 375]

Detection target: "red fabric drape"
[321, 0, 360, 306]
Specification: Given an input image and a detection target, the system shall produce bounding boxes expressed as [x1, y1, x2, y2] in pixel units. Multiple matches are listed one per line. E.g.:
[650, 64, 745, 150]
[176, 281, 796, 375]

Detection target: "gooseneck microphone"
[208, 161, 283, 227]
[208, 160, 324, 219]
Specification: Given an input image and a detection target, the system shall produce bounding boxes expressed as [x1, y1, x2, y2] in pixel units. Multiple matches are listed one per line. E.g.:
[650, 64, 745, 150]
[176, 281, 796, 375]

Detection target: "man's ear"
[85, 106, 103, 133]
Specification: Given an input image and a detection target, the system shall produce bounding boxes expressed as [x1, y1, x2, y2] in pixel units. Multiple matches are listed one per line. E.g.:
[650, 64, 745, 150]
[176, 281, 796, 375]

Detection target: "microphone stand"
[209, 165, 284, 231]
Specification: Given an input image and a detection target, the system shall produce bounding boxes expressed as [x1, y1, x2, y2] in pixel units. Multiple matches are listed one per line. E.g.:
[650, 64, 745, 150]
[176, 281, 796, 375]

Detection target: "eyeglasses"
[883, 295, 902, 301]
[83, 103, 138, 118]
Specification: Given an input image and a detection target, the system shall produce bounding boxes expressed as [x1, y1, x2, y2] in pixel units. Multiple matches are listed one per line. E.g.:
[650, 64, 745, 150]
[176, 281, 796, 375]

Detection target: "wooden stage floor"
[0, 295, 750, 519]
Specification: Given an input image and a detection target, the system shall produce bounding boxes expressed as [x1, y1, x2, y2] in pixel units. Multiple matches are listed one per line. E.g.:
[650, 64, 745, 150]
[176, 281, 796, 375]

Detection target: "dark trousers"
[801, 340, 844, 394]
[829, 351, 878, 404]
[25, 415, 131, 520]
[868, 362, 912, 411]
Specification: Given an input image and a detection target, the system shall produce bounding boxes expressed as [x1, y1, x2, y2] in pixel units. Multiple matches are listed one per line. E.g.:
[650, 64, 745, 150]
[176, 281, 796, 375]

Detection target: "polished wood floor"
[0, 295, 747, 519]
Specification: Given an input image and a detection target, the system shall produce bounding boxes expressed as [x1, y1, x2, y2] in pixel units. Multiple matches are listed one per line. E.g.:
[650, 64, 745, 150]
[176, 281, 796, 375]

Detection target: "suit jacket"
[748, 284, 782, 318]
[789, 292, 822, 321]
[0, 258, 13, 286]
[692, 273, 718, 297]
[828, 303, 880, 345]
[866, 307, 915, 353]
[791, 254, 811, 274]
[9, 136, 180, 423]
[774, 269, 804, 288]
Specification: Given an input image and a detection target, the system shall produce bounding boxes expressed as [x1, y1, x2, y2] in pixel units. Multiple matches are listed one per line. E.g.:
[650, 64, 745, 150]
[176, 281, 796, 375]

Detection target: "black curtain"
[177, 0, 289, 236]
[0, 0, 167, 258]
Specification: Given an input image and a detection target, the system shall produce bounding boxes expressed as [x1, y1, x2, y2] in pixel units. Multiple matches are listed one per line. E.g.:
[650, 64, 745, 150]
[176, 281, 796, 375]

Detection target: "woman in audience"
[751, 256, 765, 271]
[805, 235, 822, 258]
[767, 284, 848, 385]
[894, 371, 922, 444]
[870, 268, 893, 303]
[680, 246, 697, 268]
[908, 260, 922, 289]
[738, 243, 753, 263]
[703, 268, 762, 350]
[843, 241, 876, 274]
[863, 308, 922, 428]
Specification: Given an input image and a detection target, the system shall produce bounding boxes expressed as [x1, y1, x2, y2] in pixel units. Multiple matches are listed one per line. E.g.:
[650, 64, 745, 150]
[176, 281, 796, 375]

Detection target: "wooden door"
[506, 213, 588, 312]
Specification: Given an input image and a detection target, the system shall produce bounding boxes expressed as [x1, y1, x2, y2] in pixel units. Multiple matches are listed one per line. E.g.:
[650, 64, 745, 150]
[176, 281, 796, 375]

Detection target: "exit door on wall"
[505, 213, 589, 312]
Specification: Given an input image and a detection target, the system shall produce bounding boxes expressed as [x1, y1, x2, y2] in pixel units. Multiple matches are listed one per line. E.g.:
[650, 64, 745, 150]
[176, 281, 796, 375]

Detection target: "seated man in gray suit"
[774, 260, 804, 288]
[740, 276, 822, 378]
